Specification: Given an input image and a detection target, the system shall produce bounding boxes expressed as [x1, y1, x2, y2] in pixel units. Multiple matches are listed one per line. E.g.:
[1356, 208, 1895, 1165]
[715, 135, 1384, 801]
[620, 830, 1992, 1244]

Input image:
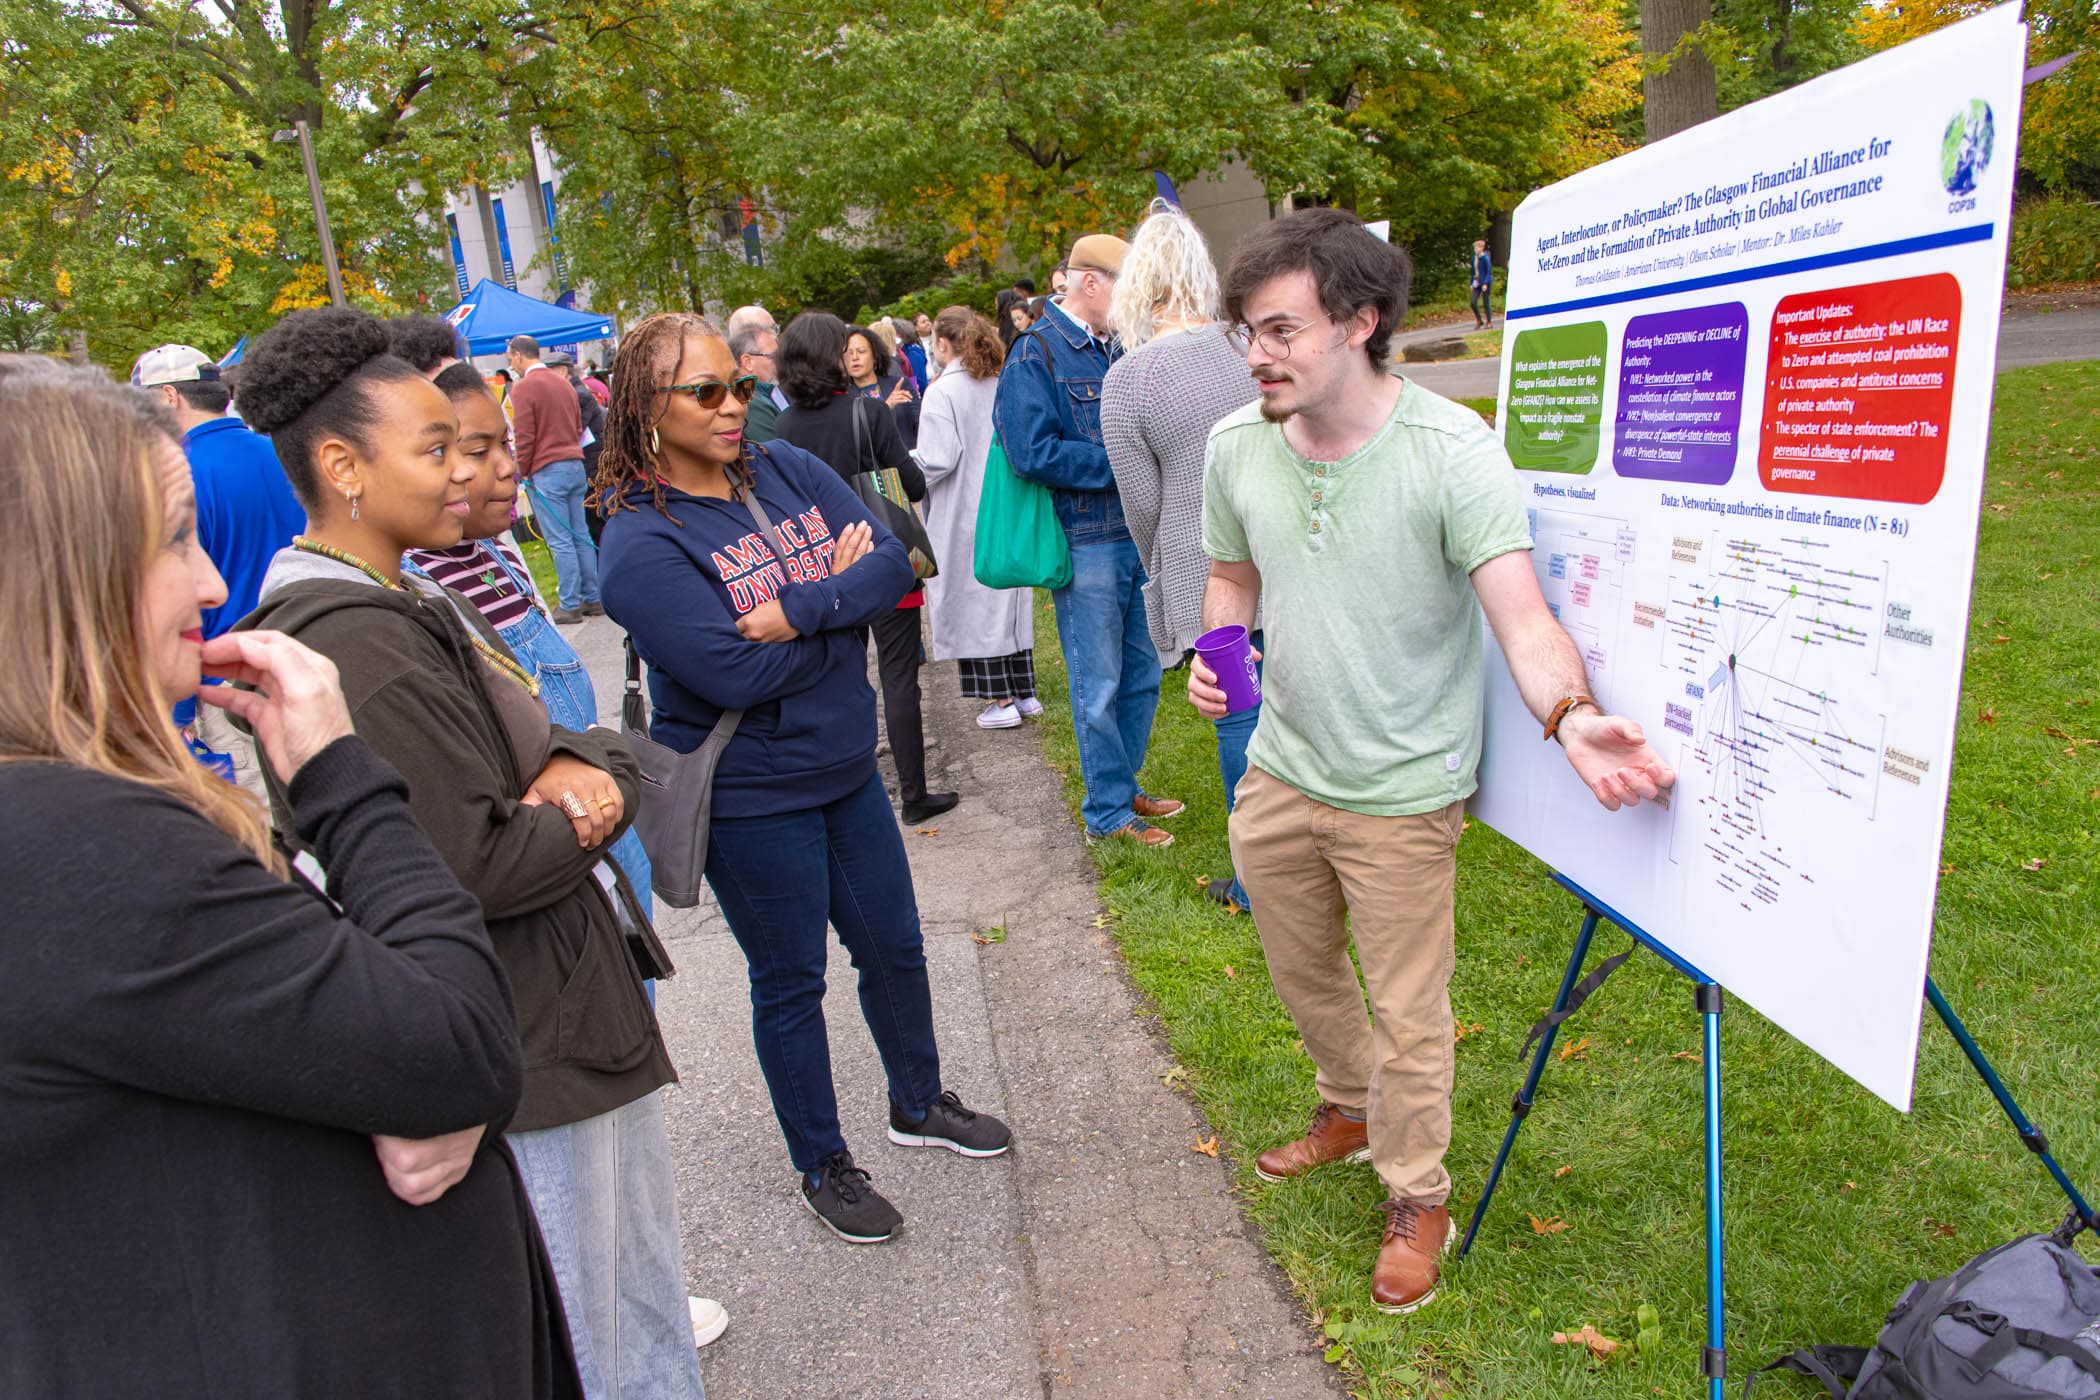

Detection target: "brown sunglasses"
[661, 375, 760, 409]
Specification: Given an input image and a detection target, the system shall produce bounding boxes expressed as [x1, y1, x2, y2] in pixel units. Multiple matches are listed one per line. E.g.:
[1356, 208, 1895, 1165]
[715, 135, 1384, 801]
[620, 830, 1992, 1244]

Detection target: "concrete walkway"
[569, 617, 1345, 1400]
[1394, 296, 2100, 404]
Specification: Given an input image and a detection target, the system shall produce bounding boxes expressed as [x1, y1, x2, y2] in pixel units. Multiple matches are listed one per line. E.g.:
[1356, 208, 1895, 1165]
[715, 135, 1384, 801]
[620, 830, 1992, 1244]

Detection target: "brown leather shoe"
[1133, 793, 1184, 820]
[1088, 819, 1174, 849]
[1253, 1102, 1371, 1183]
[1371, 1198, 1455, 1314]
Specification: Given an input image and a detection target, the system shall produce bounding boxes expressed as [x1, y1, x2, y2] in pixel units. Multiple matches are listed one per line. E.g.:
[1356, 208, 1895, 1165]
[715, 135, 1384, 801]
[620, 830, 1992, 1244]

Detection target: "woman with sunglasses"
[774, 311, 956, 826]
[597, 314, 1010, 1247]
[232, 308, 706, 1400]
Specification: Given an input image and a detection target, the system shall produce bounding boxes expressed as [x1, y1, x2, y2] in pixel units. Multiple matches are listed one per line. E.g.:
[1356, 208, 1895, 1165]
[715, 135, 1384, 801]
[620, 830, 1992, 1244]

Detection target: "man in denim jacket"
[993, 234, 1185, 847]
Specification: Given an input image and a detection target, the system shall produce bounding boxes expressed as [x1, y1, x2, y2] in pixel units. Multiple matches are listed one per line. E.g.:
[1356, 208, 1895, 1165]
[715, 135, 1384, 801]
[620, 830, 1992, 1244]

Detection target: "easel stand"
[1458, 875, 2096, 1400]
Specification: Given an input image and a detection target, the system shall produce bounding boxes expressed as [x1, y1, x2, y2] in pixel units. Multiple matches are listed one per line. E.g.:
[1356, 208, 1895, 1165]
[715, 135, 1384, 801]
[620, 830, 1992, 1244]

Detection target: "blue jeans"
[1212, 630, 1265, 909]
[1052, 535, 1162, 836]
[703, 770, 943, 1174]
[525, 458, 601, 611]
[495, 591, 655, 936]
[509, 1092, 704, 1400]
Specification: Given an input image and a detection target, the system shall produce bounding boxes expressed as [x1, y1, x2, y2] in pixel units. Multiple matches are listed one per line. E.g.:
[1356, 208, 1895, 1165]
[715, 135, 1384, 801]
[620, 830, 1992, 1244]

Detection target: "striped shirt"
[403, 537, 539, 629]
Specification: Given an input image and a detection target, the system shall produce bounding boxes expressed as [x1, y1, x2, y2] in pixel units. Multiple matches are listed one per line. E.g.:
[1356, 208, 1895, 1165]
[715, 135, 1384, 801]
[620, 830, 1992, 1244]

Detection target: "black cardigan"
[0, 738, 579, 1398]
[775, 391, 926, 501]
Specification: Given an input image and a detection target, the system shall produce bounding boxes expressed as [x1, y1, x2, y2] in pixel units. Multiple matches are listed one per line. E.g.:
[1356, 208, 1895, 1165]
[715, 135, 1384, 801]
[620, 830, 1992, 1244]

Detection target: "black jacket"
[775, 391, 926, 501]
[0, 739, 580, 1398]
[242, 566, 674, 1132]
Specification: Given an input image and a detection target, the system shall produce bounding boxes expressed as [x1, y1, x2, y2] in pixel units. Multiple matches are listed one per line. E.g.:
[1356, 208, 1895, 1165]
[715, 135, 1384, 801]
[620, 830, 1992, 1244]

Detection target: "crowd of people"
[0, 203, 1669, 1395]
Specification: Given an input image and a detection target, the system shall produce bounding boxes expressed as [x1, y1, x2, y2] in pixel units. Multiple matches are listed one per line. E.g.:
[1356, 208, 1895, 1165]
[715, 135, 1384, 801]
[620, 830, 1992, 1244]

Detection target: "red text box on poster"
[1758, 273, 1961, 504]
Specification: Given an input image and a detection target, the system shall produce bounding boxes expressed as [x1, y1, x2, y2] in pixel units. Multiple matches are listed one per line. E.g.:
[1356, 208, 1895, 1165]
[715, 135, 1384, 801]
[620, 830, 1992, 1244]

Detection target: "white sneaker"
[977, 702, 1022, 730]
[1015, 697, 1045, 718]
[689, 1295, 728, 1348]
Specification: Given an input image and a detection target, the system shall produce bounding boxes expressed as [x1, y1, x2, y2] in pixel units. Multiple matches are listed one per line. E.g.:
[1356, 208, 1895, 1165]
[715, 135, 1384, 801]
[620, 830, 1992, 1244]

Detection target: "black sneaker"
[800, 1151, 902, 1244]
[901, 792, 959, 825]
[888, 1090, 1013, 1158]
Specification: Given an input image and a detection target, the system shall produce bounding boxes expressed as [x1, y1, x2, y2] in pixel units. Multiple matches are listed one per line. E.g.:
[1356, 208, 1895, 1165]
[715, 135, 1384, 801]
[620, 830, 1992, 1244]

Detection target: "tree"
[0, 0, 537, 372]
[1639, 0, 1721, 141]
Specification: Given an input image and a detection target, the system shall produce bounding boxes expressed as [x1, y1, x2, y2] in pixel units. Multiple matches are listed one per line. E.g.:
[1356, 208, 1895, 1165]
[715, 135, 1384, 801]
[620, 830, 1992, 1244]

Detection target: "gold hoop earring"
[650, 426, 660, 455]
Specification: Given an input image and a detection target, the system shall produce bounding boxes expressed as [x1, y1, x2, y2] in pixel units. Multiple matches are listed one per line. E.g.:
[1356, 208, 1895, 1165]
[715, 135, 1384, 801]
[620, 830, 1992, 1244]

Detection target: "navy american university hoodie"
[599, 441, 915, 818]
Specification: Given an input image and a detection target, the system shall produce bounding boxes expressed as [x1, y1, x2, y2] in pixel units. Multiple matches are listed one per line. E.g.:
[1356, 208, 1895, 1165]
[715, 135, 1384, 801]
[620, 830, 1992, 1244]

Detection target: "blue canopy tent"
[444, 279, 613, 357]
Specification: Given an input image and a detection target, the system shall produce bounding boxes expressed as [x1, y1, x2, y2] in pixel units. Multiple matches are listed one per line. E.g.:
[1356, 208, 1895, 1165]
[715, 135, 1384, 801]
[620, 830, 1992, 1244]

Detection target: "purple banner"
[1612, 301, 1748, 485]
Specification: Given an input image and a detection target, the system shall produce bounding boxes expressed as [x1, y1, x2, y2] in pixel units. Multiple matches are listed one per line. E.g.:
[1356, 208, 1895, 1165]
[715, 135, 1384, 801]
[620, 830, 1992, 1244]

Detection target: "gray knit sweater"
[1102, 324, 1263, 658]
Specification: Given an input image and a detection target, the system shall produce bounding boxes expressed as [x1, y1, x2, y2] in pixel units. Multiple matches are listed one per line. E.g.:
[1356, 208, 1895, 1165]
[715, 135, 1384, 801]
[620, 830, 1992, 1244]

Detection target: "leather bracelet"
[1543, 693, 1598, 744]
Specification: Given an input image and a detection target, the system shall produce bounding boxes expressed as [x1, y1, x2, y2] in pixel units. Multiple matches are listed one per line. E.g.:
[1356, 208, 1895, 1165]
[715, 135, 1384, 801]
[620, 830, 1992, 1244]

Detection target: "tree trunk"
[1640, 0, 1720, 143]
[66, 326, 90, 366]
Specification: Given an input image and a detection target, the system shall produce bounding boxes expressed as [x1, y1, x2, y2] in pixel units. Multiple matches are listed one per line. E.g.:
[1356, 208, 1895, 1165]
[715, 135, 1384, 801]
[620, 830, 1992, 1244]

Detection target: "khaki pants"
[1229, 764, 1465, 1205]
[196, 701, 269, 805]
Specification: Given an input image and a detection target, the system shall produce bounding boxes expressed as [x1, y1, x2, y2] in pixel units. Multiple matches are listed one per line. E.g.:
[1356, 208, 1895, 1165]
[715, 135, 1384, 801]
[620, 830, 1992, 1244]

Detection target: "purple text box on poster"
[1613, 302, 1749, 485]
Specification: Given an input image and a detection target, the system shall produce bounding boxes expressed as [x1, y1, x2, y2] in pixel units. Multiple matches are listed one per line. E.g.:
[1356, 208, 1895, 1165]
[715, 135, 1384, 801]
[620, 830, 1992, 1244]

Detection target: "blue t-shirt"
[178, 417, 305, 726]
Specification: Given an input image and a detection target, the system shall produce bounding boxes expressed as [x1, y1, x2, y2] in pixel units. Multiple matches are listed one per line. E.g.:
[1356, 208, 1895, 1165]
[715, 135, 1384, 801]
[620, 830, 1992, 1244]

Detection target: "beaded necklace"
[292, 536, 541, 699]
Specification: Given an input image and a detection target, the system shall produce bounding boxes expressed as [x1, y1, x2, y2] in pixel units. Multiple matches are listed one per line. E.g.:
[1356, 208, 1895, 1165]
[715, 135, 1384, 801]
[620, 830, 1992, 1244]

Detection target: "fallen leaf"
[1551, 1325, 1618, 1358]
[915, 826, 939, 836]
[1454, 1020, 1484, 1042]
[2044, 726, 2074, 739]
[1090, 915, 1113, 929]
[1222, 965, 1236, 980]
[2023, 858, 2047, 871]
[1672, 1050, 1702, 1063]
[1194, 874, 1212, 889]
[1529, 1213, 1571, 1236]
[1940, 862, 1955, 876]
[1987, 502, 2011, 514]
[1191, 1135, 1219, 1157]
[2047, 470, 2065, 479]
[1843, 1180, 1859, 1192]
[1160, 1065, 1189, 1089]
[1554, 1164, 1573, 1179]
[1979, 706, 2000, 726]
[1558, 1036, 1593, 1062]
[1927, 1218, 1959, 1238]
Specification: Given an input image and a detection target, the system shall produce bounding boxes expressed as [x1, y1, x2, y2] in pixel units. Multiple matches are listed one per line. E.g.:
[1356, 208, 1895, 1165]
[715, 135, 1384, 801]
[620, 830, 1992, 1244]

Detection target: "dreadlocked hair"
[597, 311, 761, 521]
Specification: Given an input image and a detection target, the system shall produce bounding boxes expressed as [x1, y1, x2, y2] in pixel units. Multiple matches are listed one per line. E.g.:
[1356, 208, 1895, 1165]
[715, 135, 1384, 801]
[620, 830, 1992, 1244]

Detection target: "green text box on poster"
[1504, 321, 1607, 474]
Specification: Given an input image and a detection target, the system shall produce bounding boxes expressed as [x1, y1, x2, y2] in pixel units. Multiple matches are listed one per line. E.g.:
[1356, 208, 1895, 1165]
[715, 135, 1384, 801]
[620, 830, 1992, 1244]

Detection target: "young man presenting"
[1190, 209, 1673, 1313]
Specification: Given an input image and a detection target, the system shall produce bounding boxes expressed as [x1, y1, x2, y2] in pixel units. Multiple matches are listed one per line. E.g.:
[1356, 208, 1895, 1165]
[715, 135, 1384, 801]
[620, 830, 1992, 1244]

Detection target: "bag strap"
[1946, 1303, 2100, 1383]
[849, 393, 877, 476]
[1516, 937, 1637, 1063]
[1742, 1346, 1868, 1399]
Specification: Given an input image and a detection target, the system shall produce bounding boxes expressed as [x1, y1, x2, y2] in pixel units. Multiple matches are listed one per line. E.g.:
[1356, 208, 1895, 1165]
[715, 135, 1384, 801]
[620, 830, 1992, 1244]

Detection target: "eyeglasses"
[661, 375, 760, 409]
[1234, 315, 1342, 361]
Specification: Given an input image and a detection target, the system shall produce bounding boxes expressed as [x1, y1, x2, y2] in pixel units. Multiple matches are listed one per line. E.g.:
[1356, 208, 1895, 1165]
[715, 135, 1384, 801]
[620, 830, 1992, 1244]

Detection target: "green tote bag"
[973, 434, 1072, 591]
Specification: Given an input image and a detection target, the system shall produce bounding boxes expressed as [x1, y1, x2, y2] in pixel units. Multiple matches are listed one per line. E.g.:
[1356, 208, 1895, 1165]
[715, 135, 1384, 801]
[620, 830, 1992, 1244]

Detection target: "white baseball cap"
[129, 344, 220, 388]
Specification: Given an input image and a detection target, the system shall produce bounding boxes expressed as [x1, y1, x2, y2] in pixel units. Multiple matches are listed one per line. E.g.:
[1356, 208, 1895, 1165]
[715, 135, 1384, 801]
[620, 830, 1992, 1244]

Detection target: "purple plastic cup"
[1194, 624, 1261, 714]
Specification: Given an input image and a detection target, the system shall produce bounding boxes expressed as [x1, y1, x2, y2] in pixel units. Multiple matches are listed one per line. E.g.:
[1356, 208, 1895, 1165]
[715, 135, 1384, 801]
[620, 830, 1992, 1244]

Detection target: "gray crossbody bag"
[620, 477, 794, 908]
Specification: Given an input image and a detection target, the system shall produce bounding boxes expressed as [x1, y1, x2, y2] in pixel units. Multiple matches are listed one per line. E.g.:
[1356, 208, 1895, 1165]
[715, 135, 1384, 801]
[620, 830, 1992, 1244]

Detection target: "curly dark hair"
[595, 313, 771, 522]
[235, 306, 424, 507]
[844, 325, 892, 383]
[1222, 208, 1414, 369]
[385, 315, 467, 374]
[775, 312, 851, 411]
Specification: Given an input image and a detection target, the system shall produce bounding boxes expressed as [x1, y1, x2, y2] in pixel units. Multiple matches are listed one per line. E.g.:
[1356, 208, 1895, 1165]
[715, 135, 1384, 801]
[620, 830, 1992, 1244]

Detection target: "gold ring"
[596, 797, 615, 811]
[559, 791, 588, 819]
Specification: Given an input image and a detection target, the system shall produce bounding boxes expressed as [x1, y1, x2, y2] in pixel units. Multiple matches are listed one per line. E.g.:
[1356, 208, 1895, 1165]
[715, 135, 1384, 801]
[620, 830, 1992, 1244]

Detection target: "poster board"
[1470, 4, 2028, 1110]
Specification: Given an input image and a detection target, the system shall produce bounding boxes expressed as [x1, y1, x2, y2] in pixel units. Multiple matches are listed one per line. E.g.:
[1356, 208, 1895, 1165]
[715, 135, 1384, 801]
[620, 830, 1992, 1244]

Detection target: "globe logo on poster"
[1940, 100, 1994, 197]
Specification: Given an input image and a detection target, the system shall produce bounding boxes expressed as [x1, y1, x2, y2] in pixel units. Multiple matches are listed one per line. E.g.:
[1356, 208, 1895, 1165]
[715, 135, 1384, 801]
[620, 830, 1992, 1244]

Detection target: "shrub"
[2007, 195, 2100, 289]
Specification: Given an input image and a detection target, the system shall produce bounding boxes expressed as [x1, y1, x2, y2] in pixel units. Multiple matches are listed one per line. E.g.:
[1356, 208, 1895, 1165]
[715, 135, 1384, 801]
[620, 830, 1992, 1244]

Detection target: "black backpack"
[1751, 1225, 2100, 1399]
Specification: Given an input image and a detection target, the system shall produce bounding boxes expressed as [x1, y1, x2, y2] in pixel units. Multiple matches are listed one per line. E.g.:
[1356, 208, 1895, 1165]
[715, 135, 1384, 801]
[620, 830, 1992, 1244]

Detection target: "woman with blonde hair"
[0, 357, 580, 1395]
[913, 305, 1037, 729]
[1101, 200, 1264, 913]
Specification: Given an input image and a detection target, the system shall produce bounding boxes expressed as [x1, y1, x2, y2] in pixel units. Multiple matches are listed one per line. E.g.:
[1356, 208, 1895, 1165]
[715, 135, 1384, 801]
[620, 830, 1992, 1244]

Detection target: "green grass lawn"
[1028, 360, 2100, 1397]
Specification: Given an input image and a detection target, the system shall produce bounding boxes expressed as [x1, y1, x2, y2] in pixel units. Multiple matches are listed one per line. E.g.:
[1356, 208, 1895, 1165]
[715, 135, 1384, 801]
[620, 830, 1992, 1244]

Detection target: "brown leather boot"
[1370, 1197, 1455, 1314]
[1253, 1102, 1371, 1183]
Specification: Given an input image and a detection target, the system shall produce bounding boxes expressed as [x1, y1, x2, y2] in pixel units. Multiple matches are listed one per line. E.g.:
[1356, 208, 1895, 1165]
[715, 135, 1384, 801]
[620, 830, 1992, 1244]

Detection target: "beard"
[1254, 371, 1296, 422]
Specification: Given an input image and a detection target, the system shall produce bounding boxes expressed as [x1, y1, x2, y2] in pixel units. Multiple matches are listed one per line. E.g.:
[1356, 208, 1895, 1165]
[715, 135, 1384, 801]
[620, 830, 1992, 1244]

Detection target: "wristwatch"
[1543, 694, 1598, 744]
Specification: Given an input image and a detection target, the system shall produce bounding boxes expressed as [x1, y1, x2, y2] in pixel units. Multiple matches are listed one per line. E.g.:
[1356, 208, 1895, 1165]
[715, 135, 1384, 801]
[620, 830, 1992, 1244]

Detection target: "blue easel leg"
[1925, 977, 2097, 1231]
[1459, 909, 1601, 1259]
[1699, 982, 1726, 1397]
